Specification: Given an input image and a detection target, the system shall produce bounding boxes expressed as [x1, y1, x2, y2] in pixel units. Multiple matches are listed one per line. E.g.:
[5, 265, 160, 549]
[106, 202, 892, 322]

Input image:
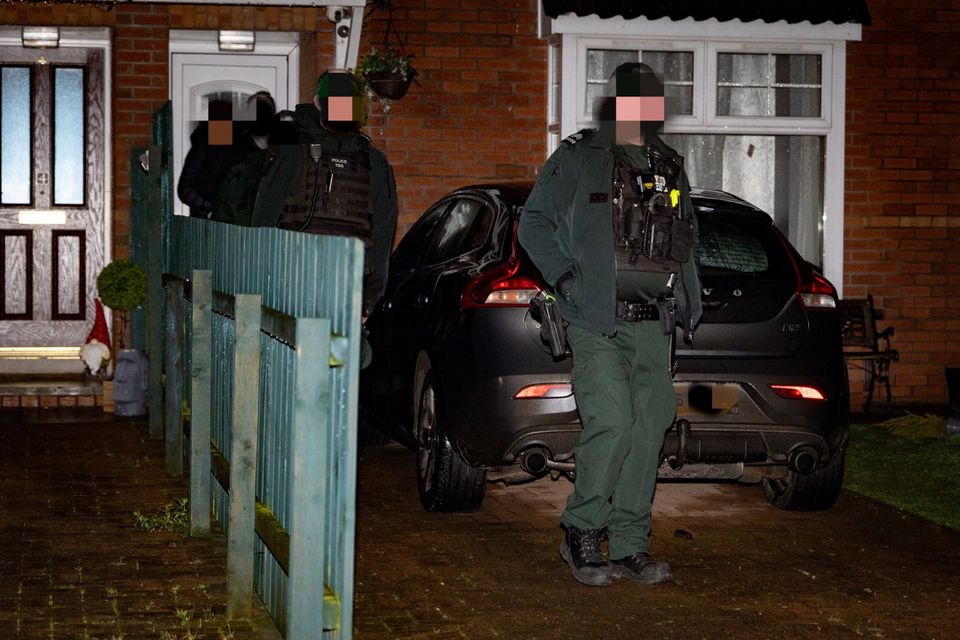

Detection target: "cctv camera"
[326, 6, 346, 23]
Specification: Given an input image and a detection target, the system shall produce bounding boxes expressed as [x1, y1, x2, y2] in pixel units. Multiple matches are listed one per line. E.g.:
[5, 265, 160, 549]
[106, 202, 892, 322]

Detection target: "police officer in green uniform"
[519, 62, 701, 587]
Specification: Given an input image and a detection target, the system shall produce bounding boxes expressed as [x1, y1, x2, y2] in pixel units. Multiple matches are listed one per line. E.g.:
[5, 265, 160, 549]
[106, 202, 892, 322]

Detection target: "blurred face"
[612, 70, 665, 143]
[314, 71, 365, 134]
[615, 96, 665, 122]
[326, 95, 355, 121]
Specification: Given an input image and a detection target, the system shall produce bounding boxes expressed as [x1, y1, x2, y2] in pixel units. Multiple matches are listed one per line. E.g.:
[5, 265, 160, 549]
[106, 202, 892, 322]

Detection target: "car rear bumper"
[430, 308, 847, 469]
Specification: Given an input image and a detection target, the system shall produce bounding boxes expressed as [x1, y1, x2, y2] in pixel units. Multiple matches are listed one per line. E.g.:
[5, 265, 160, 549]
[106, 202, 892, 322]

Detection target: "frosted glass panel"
[54, 67, 85, 205]
[1, 67, 31, 205]
[717, 53, 821, 117]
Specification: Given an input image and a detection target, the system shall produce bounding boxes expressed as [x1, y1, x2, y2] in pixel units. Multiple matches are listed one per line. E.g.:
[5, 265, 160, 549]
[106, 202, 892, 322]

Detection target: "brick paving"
[354, 443, 960, 640]
[0, 411, 279, 640]
[4, 411, 960, 640]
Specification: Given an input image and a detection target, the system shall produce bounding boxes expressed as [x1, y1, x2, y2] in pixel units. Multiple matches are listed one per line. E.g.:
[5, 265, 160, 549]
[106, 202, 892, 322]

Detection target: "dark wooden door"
[0, 46, 106, 368]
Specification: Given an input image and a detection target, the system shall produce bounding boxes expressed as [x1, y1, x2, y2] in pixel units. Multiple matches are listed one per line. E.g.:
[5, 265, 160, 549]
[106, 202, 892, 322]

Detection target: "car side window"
[421, 198, 493, 266]
[390, 201, 452, 272]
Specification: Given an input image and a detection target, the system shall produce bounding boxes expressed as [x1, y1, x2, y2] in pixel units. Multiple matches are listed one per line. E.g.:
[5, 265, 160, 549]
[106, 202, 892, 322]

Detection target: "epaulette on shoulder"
[560, 128, 593, 149]
[358, 131, 372, 144]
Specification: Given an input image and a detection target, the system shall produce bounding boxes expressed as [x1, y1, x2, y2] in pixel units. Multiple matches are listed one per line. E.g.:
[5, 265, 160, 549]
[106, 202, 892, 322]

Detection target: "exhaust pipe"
[788, 446, 819, 474]
[519, 447, 550, 474]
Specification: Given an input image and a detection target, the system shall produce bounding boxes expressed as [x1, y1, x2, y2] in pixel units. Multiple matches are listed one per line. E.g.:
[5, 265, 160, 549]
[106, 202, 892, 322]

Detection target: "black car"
[360, 185, 848, 514]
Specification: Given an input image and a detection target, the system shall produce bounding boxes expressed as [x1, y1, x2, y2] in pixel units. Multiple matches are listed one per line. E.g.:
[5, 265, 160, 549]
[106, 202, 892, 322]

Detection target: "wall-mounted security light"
[218, 30, 255, 52]
[22, 26, 60, 48]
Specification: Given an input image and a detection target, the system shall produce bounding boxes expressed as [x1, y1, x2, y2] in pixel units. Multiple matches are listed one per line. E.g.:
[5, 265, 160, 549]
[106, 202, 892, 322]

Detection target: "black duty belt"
[616, 300, 660, 322]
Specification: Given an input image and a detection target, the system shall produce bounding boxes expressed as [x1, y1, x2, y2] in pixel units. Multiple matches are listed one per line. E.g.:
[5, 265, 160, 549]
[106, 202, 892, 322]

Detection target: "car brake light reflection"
[514, 383, 574, 399]
[769, 384, 826, 401]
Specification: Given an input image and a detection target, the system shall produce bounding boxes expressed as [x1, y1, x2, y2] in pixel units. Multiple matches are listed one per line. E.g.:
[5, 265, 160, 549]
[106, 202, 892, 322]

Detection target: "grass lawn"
[844, 415, 960, 531]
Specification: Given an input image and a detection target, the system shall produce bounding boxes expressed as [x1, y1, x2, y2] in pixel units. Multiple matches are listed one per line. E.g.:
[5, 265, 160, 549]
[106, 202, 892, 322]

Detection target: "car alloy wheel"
[415, 376, 439, 496]
[413, 370, 487, 512]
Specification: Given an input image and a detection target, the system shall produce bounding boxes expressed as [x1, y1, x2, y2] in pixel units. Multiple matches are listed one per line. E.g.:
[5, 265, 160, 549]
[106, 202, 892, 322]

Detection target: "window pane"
[585, 49, 637, 117]
[1, 67, 31, 205]
[640, 50, 694, 116]
[54, 67, 85, 205]
[585, 49, 694, 118]
[716, 53, 821, 117]
[664, 133, 825, 266]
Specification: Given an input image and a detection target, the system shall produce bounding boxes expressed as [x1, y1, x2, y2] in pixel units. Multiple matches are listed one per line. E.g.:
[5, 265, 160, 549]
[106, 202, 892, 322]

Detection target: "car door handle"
[702, 301, 727, 309]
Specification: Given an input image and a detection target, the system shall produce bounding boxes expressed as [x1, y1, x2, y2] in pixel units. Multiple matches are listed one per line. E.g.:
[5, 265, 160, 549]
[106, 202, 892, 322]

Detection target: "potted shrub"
[356, 46, 418, 100]
[97, 259, 148, 351]
[96, 259, 149, 416]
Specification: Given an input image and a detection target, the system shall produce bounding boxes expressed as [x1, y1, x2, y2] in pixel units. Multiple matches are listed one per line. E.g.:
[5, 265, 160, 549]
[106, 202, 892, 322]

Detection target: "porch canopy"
[541, 0, 871, 25]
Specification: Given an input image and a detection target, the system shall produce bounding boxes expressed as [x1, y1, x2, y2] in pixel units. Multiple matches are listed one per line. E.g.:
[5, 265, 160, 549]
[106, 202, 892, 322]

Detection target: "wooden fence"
[145, 185, 364, 638]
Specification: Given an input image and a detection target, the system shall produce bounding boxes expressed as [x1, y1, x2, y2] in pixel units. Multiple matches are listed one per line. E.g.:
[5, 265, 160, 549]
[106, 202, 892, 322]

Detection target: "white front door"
[0, 28, 111, 374]
[170, 31, 300, 216]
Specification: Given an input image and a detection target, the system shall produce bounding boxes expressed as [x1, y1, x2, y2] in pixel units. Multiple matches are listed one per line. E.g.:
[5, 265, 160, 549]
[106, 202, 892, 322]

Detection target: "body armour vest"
[275, 139, 373, 245]
[613, 146, 694, 274]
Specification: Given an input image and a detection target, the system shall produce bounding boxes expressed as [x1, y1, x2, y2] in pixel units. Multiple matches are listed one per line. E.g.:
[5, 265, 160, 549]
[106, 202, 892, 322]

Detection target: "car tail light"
[774, 229, 838, 310]
[461, 260, 541, 308]
[514, 383, 573, 399]
[797, 271, 838, 310]
[461, 222, 544, 309]
[769, 384, 826, 401]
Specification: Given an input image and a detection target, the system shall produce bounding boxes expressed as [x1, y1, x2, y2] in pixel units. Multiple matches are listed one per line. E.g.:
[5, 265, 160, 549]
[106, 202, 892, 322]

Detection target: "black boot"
[610, 551, 673, 584]
[559, 526, 613, 586]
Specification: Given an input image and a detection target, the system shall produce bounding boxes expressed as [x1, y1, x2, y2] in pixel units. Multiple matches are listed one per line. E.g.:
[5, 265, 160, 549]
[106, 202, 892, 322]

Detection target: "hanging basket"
[367, 73, 413, 100]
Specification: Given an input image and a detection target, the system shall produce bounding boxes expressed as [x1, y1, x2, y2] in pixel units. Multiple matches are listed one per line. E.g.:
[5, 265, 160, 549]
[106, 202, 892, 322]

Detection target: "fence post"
[190, 270, 213, 536]
[227, 293, 262, 620]
[164, 279, 185, 476]
[285, 318, 331, 639]
[146, 144, 164, 439]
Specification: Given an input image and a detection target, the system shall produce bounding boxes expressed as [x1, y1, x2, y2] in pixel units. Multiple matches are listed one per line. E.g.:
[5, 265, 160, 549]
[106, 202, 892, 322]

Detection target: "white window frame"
[544, 14, 862, 294]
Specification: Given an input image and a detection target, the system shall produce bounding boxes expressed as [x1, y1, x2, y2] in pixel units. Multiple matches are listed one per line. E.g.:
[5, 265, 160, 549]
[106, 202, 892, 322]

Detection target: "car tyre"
[762, 449, 845, 511]
[414, 372, 486, 512]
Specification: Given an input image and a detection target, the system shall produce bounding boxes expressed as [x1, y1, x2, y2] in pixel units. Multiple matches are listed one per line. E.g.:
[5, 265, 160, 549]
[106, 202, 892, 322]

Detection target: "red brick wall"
[357, 0, 547, 236]
[845, 0, 960, 408]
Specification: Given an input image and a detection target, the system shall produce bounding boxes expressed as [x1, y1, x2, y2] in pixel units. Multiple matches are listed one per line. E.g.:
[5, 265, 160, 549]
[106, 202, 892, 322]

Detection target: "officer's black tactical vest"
[613, 146, 693, 274]
[275, 139, 373, 243]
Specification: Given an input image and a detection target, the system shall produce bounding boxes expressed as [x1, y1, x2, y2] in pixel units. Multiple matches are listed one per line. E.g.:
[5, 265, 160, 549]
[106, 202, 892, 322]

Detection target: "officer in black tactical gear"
[519, 63, 702, 587]
[281, 70, 398, 317]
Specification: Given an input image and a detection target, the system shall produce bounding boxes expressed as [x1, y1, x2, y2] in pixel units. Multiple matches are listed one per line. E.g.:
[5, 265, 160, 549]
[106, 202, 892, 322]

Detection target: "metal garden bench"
[839, 294, 899, 413]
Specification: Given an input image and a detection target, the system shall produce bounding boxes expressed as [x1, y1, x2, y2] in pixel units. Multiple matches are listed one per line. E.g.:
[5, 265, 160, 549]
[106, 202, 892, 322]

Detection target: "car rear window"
[694, 208, 795, 280]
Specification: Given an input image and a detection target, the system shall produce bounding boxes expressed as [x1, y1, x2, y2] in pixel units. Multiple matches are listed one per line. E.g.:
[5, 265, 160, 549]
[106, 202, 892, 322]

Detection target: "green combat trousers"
[561, 319, 676, 559]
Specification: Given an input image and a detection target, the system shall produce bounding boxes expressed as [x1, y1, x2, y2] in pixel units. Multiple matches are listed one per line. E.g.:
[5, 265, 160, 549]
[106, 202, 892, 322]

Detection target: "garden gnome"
[80, 299, 112, 375]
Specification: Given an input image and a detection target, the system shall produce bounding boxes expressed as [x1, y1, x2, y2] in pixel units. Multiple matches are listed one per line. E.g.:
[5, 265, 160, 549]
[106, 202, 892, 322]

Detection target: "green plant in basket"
[356, 47, 418, 100]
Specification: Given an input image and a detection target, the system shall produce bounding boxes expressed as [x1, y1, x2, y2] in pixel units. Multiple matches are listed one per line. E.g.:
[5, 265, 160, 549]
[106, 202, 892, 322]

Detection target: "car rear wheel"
[414, 372, 486, 512]
[761, 449, 845, 511]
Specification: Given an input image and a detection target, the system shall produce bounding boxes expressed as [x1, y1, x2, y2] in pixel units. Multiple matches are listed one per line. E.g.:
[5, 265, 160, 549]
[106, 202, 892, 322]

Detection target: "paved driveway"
[354, 444, 960, 640]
